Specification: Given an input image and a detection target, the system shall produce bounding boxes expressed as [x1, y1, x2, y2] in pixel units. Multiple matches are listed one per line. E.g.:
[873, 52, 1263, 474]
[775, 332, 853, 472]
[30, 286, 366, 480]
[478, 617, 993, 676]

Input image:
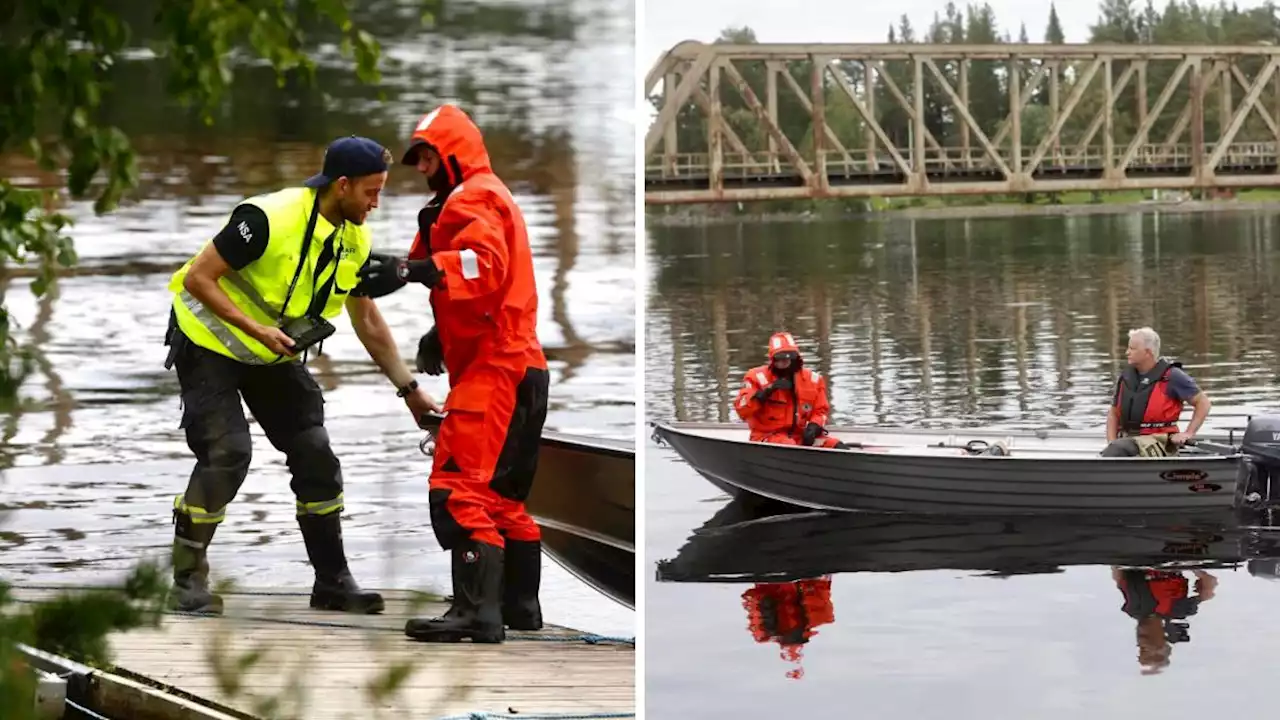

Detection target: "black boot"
[405, 539, 505, 643]
[170, 510, 223, 615]
[502, 539, 543, 630]
[297, 513, 385, 614]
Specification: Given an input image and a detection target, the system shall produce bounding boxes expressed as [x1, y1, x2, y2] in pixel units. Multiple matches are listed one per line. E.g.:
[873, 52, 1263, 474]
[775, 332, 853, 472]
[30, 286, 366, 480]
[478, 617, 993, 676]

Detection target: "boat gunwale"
[533, 515, 636, 553]
[651, 421, 1246, 465]
[651, 418, 1262, 443]
[418, 412, 634, 458]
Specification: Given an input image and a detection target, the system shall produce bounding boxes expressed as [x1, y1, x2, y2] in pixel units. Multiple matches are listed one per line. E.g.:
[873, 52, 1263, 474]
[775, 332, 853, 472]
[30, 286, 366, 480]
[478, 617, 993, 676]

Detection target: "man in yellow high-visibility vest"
[163, 136, 438, 615]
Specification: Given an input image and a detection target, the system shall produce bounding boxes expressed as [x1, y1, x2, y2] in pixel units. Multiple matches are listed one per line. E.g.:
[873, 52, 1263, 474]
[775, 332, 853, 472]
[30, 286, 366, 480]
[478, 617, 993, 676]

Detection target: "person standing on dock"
[356, 104, 549, 644]
[1102, 327, 1212, 457]
[162, 136, 440, 616]
[734, 332, 848, 450]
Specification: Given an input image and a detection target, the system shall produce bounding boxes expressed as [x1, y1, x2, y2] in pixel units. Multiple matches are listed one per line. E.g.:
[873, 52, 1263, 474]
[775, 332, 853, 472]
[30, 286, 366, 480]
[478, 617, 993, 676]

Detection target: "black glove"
[803, 422, 823, 446]
[397, 257, 445, 288]
[752, 376, 793, 403]
[352, 252, 408, 298]
[416, 326, 444, 376]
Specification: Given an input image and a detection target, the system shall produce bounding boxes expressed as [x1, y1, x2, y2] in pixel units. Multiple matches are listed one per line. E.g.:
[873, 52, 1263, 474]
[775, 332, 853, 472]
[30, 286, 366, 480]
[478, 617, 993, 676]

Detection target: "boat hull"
[421, 414, 634, 609]
[523, 432, 635, 610]
[653, 421, 1246, 515]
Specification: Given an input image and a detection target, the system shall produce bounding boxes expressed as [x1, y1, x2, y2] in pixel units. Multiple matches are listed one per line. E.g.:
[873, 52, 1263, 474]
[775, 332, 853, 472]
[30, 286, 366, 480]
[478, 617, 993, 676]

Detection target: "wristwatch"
[396, 379, 419, 398]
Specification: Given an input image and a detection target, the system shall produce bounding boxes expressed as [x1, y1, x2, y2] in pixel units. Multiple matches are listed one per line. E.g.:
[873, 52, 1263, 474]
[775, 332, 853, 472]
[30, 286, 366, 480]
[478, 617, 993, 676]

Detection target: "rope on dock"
[440, 707, 634, 712]
[511, 632, 635, 645]
[64, 698, 113, 720]
[6, 597, 635, 646]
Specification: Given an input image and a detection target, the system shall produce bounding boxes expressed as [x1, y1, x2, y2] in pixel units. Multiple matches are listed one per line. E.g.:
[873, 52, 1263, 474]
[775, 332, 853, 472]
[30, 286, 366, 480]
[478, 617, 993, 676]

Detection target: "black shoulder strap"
[1148, 358, 1172, 382]
[278, 191, 322, 322]
[1120, 365, 1139, 388]
[305, 230, 341, 318]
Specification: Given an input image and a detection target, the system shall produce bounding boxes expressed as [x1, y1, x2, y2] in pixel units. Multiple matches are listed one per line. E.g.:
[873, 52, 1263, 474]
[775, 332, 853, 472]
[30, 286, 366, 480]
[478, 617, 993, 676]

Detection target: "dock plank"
[10, 587, 634, 720]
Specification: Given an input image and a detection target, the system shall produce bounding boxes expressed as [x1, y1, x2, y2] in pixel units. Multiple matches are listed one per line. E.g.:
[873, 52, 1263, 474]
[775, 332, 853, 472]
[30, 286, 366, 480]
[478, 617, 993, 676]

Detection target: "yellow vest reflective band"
[167, 187, 373, 365]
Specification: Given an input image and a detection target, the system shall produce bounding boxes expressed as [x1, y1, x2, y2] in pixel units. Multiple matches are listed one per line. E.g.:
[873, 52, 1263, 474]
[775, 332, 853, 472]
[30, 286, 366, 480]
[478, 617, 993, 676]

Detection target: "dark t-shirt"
[1163, 367, 1201, 402]
[211, 204, 270, 270]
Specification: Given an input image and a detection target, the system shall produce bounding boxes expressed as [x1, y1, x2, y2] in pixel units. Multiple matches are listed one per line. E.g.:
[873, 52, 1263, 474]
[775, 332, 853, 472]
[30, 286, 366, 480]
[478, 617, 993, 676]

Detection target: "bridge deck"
[646, 159, 1280, 194]
[11, 585, 635, 720]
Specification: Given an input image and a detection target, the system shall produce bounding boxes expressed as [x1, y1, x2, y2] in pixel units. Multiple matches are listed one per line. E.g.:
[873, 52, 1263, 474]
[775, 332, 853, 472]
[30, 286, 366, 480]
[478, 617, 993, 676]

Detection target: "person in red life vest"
[734, 332, 849, 449]
[1112, 567, 1217, 675]
[741, 576, 836, 680]
[1102, 326, 1212, 457]
[356, 104, 549, 644]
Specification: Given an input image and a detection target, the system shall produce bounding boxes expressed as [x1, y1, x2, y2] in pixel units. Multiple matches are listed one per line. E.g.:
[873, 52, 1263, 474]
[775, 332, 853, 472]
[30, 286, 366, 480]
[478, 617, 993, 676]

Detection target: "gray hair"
[1128, 326, 1161, 356]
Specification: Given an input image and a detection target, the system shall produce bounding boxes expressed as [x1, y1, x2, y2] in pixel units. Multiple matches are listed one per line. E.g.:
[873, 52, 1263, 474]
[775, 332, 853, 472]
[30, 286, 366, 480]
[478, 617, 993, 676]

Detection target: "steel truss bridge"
[644, 41, 1280, 204]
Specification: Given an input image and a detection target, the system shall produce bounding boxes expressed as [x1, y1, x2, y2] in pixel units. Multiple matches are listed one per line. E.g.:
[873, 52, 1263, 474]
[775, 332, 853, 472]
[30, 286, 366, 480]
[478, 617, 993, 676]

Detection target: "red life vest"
[1114, 359, 1184, 436]
[1117, 569, 1194, 618]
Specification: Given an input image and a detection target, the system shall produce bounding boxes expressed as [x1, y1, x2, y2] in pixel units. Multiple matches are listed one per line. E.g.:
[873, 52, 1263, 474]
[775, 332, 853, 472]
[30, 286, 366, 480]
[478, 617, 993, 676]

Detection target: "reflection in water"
[1114, 567, 1217, 675]
[742, 576, 834, 681]
[25, 279, 72, 466]
[0, 0, 634, 635]
[656, 497, 1280, 682]
[646, 212, 1280, 429]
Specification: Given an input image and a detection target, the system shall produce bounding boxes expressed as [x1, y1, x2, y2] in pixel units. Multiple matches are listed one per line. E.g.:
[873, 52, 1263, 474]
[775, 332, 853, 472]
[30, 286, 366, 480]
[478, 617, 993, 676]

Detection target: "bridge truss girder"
[644, 41, 1280, 204]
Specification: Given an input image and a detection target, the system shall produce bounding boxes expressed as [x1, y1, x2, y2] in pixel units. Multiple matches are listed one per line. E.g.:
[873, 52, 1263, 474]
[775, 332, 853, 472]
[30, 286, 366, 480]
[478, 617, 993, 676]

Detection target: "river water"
[0, 0, 634, 638]
[645, 209, 1280, 717]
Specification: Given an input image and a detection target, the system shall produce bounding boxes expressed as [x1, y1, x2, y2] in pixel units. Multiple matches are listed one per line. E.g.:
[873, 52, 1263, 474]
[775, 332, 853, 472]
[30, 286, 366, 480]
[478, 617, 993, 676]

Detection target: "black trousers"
[169, 331, 343, 523]
[490, 366, 552, 503]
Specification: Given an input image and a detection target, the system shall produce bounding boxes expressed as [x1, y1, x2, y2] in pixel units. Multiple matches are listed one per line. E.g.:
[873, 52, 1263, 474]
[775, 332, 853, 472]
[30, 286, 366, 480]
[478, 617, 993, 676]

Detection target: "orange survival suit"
[395, 104, 550, 644]
[735, 332, 844, 449]
[742, 576, 836, 680]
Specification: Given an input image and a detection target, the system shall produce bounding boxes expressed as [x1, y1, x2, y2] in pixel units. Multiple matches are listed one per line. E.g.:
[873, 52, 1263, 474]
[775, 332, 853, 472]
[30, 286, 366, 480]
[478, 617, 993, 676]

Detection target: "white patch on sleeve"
[460, 249, 480, 280]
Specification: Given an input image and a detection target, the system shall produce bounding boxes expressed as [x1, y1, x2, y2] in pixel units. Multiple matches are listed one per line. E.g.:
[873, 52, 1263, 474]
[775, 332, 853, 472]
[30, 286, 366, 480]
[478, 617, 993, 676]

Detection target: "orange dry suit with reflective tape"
[741, 576, 835, 680]
[734, 332, 840, 448]
[405, 104, 549, 552]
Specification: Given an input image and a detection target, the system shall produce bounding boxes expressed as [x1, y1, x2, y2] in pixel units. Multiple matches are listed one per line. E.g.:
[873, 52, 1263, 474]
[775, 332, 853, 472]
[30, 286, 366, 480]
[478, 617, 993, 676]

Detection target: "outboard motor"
[1237, 415, 1280, 506]
[1248, 558, 1280, 580]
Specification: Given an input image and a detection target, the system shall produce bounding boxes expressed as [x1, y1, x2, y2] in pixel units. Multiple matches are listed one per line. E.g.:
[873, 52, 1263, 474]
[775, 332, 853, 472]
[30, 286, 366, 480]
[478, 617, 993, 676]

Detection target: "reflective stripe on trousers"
[174, 494, 227, 524]
[296, 493, 344, 517]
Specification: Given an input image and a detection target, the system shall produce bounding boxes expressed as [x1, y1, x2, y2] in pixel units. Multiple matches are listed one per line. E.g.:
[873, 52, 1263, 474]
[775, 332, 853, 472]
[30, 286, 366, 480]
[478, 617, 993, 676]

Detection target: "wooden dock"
[11, 585, 634, 720]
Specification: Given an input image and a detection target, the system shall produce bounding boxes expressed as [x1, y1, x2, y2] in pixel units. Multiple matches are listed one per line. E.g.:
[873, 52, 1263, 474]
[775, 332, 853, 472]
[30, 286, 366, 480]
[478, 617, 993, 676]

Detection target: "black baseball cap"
[303, 136, 392, 188]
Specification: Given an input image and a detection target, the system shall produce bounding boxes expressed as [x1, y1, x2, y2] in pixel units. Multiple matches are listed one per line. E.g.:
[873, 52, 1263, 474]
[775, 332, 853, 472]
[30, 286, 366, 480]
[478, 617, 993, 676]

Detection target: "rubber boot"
[502, 539, 543, 630]
[297, 513, 385, 614]
[170, 510, 223, 615]
[404, 539, 505, 643]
